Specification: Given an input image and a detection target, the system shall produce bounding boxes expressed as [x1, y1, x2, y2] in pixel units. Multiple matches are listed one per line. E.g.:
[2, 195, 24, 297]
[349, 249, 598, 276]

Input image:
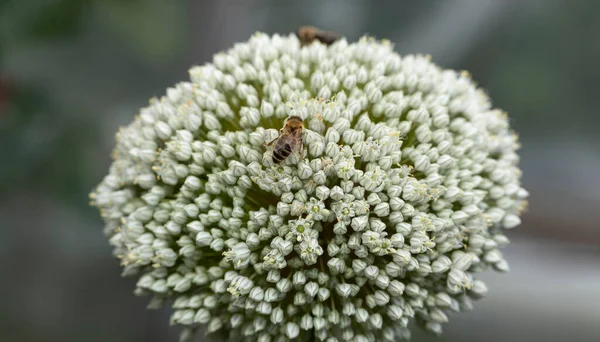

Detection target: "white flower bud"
[276, 278, 292, 293]
[369, 313, 383, 329]
[364, 265, 379, 280]
[317, 287, 330, 302]
[304, 281, 319, 298]
[471, 279, 488, 297]
[270, 307, 284, 324]
[194, 308, 210, 324]
[330, 186, 344, 201]
[256, 302, 272, 315]
[351, 215, 368, 232]
[502, 214, 521, 229]
[432, 255, 452, 273]
[207, 317, 223, 333]
[249, 286, 265, 301]
[264, 287, 279, 302]
[314, 317, 326, 330]
[355, 308, 368, 323]
[373, 202, 390, 217]
[373, 290, 390, 306]
[336, 283, 352, 298]
[301, 314, 314, 330]
[429, 308, 449, 324]
[387, 305, 404, 320]
[453, 252, 474, 271]
[155, 121, 172, 140]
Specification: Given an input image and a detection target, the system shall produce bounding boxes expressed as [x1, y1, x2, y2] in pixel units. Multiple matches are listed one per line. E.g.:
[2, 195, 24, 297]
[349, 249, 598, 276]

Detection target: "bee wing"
[265, 137, 278, 146]
[316, 31, 340, 45]
[294, 130, 304, 156]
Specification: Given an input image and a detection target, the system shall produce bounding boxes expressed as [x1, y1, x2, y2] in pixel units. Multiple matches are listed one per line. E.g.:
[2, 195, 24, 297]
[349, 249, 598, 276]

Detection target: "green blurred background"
[1, 1, 599, 341]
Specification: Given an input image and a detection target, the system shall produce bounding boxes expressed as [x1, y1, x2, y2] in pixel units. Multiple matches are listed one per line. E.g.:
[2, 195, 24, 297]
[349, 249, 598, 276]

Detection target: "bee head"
[285, 116, 304, 129]
[296, 26, 318, 44]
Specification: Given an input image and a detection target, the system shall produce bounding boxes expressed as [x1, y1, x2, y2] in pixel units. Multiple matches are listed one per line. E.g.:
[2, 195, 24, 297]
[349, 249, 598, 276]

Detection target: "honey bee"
[266, 116, 304, 163]
[296, 26, 340, 46]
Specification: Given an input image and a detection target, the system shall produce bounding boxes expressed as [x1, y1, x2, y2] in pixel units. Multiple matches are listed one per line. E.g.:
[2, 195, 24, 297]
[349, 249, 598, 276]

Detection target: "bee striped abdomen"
[273, 143, 292, 163]
[267, 115, 304, 164]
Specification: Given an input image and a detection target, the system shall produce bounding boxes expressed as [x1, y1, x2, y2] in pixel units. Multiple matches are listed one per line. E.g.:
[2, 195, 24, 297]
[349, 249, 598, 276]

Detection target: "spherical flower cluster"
[90, 32, 528, 342]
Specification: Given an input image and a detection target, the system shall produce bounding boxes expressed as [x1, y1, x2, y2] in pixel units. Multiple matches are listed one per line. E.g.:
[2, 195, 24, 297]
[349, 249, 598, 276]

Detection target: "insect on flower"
[266, 116, 304, 163]
[296, 26, 340, 46]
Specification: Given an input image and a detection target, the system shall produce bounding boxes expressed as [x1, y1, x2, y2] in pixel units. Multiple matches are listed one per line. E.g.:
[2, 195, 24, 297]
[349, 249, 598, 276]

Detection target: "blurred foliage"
[463, 2, 600, 141]
[25, 0, 90, 40]
[0, 0, 186, 210]
[0, 81, 101, 209]
[94, 0, 186, 61]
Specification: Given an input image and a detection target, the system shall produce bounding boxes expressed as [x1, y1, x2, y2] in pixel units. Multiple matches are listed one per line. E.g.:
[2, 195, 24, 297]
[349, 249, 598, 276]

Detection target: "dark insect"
[266, 116, 304, 163]
[296, 26, 340, 46]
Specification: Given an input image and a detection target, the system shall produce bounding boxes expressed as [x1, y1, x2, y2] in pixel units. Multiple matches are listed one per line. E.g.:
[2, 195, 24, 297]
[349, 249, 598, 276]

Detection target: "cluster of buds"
[91, 32, 527, 341]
